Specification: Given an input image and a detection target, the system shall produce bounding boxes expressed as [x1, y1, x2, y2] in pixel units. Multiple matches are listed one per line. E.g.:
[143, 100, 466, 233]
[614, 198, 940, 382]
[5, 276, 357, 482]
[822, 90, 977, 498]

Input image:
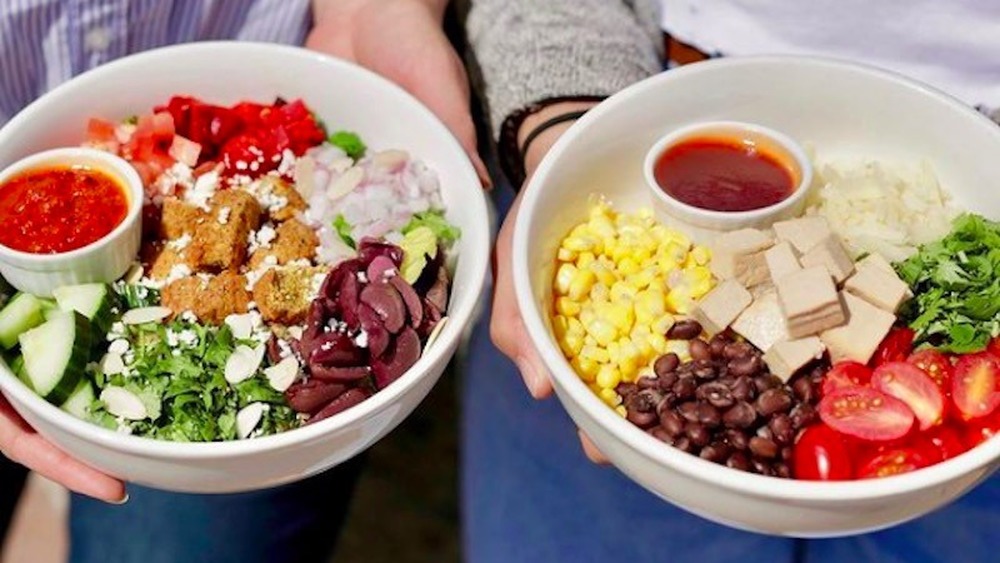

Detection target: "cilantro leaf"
[402, 210, 461, 245]
[332, 214, 357, 249]
[328, 130, 367, 160]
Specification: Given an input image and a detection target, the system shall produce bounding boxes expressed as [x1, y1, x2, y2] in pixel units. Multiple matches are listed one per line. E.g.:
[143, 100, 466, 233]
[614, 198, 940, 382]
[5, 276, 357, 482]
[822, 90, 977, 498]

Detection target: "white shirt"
[659, 0, 1000, 108]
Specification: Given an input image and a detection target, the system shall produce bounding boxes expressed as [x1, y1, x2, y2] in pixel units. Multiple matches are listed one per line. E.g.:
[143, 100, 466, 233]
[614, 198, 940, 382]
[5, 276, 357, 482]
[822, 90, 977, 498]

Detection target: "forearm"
[466, 0, 663, 142]
[312, 0, 448, 26]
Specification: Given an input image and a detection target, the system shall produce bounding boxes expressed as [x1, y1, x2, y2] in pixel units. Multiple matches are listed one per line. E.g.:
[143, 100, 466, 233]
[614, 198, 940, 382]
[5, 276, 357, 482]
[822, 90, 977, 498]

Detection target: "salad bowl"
[0, 42, 490, 493]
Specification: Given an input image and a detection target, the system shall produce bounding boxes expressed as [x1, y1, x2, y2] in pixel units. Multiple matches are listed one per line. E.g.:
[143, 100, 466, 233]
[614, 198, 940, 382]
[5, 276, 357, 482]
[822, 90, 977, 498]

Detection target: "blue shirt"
[0, 0, 312, 125]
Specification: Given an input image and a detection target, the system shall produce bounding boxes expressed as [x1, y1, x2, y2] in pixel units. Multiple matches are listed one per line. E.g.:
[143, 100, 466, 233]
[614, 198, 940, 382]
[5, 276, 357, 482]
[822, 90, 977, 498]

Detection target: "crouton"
[146, 243, 194, 280]
[188, 190, 262, 271]
[252, 266, 326, 325]
[248, 218, 318, 269]
[162, 271, 252, 325]
[262, 177, 308, 222]
[160, 198, 207, 240]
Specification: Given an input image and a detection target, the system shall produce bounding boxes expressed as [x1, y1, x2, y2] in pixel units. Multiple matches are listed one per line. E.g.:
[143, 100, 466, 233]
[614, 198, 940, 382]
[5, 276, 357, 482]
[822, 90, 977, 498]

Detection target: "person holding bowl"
[465, 0, 999, 561]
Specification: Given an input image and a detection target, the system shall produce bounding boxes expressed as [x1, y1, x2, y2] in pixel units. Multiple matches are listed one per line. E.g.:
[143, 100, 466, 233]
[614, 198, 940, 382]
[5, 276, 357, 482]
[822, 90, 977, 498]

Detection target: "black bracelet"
[519, 110, 590, 169]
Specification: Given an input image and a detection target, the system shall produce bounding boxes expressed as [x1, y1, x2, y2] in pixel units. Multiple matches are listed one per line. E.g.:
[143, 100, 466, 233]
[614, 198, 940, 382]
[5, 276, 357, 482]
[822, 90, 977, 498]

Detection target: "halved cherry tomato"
[919, 424, 967, 462]
[792, 424, 854, 480]
[988, 337, 1000, 359]
[857, 448, 930, 479]
[951, 353, 1000, 421]
[819, 386, 915, 441]
[871, 327, 915, 367]
[906, 349, 953, 396]
[962, 409, 1000, 448]
[872, 362, 945, 430]
[821, 361, 872, 397]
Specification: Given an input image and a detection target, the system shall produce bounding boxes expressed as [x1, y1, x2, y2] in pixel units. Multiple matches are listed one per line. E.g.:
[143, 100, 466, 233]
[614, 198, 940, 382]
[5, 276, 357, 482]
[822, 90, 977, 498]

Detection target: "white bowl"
[0, 147, 144, 297]
[514, 56, 1000, 537]
[0, 42, 490, 493]
[643, 120, 813, 241]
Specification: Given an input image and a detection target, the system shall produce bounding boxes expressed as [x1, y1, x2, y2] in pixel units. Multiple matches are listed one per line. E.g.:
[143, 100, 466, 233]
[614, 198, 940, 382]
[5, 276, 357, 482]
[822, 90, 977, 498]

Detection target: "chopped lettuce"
[328, 130, 367, 161]
[399, 226, 438, 284]
[896, 213, 1000, 353]
[402, 210, 460, 245]
[332, 214, 357, 249]
[112, 282, 161, 309]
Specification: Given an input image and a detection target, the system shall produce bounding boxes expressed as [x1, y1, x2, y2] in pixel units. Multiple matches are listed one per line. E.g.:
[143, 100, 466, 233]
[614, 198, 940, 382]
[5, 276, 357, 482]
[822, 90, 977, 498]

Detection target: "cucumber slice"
[19, 311, 93, 405]
[0, 293, 45, 349]
[61, 379, 96, 419]
[53, 283, 117, 334]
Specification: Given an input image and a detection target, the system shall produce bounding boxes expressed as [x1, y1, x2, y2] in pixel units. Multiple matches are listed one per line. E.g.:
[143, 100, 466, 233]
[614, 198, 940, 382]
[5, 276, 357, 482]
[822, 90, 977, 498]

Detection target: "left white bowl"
[0, 147, 143, 297]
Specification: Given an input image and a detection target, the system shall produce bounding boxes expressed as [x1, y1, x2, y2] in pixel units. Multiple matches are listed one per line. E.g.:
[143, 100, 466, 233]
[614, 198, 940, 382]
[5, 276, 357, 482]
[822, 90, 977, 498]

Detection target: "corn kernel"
[564, 235, 597, 253]
[617, 341, 641, 380]
[572, 357, 599, 382]
[666, 287, 693, 314]
[617, 257, 641, 277]
[665, 339, 692, 362]
[557, 247, 577, 262]
[580, 344, 610, 365]
[590, 263, 617, 287]
[690, 245, 711, 265]
[605, 340, 621, 364]
[615, 405, 628, 418]
[652, 314, 675, 336]
[589, 214, 616, 239]
[556, 297, 581, 317]
[596, 365, 622, 390]
[609, 281, 638, 303]
[599, 388, 622, 407]
[648, 332, 668, 354]
[568, 269, 597, 301]
[575, 251, 597, 270]
[552, 314, 569, 339]
[585, 318, 618, 346]
[567, 317, 585, 337]
[634, 289, 666, 325]
[589, 283, 610, 303]
[555, 263, 577, 295]
[598, 301, 634, 334]
[558, 332, 584, 357]
[579, 306, 595, 328]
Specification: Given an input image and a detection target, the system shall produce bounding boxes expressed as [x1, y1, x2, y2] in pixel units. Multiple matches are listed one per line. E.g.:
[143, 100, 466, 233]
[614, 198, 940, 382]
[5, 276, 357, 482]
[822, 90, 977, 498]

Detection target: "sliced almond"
[264, 356, 300, 392]
[121, 306, 172, 325]
[326, 166, 364, 201]
[225, 345, 265, 384]
[372, 149, 409, 172]
[286, 326, 304, 340]
[224, 313, 255, 340]
[292, 156, 316, 199]
[421, 317, 449, 358]
[236, 402, 269, 439]
[100, 386, 147, 420]
[100, 353, 126, 376]
[124, 263, 145, 285]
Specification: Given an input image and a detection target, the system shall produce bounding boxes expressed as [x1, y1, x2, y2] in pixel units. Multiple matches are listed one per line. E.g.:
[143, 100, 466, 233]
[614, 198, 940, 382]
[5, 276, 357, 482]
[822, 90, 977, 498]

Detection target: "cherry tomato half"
[819, 386, 915, 442]
[920, 424, 968, 462]
[872, 327, 915, 367]
[963, 410, 1000, 449]
[857, 448, 930, 479]
[872, 362, 945, 431]
[951, 353, 1000, 421]
[821, 361, 872, 397]
[906, 349, 953, 397]
[987, 337, 1000, 359]
[792, 424, 854, 481]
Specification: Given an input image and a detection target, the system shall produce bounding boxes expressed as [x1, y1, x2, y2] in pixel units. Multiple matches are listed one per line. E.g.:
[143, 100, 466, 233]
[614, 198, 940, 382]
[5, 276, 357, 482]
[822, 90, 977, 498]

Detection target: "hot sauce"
[653, 137, 796, 212]
[0, 166, 129, 254]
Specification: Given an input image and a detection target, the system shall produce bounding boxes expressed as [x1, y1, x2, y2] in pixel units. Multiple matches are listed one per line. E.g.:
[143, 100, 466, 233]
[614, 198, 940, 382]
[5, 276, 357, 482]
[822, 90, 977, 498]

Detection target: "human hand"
[1, 396, 126, 502]
[306, 0, 489, 186]
[490, 101, 609, 463]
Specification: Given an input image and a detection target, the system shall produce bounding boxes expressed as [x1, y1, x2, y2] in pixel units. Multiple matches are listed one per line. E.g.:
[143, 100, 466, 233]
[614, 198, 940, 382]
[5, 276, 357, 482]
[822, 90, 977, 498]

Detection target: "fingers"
[578, 429, 610, 465]
[0, 397, 126, 503]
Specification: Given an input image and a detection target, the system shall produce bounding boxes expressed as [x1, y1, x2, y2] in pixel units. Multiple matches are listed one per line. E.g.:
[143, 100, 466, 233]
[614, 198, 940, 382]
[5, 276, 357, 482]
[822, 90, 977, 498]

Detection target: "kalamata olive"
[308, 388, 370, 424]
[388, 275, 424, 328]
[689, 338, 711, 361]
[366, 255, 398, 284]
[309, 332, 364, 367]
[360, 282, 407, 334]
[371, 326, 421, 389]
[667, 319, 702, 340]
[285, 379, 348, 414]
[310, 365, 371, 382]
[358, 303, 391, 357]
[654, 353, 680, 376]
[358, 239, 404, 265]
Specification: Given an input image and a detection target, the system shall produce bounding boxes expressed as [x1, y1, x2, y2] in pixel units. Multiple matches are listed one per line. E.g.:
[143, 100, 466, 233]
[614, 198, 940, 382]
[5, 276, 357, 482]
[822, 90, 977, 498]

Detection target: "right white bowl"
[514, 56, 1000, 537]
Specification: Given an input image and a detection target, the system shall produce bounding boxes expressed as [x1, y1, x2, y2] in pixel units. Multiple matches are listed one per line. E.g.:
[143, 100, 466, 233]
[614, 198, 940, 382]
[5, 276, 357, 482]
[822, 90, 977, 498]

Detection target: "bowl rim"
[0, 147, 144, 263]
[515, 54, 1000, 502]
[0, 40, 491, 458]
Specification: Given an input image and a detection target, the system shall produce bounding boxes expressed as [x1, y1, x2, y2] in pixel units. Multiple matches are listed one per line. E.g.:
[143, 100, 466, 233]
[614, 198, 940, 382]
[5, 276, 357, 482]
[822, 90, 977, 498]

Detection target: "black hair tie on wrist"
[518, 110, 590, 171]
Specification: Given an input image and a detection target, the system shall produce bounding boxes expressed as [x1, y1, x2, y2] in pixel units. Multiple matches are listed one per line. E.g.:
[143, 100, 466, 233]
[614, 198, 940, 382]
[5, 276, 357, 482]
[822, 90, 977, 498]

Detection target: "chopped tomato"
[906, 349, 953, 396]
[86, 117, 118, 145]
[821, 361, 872, 397]
[919, 425, 967, 462]
[871, 327, 915, 367]
[792, 424, 854, 481]
[872, 362, 945, 430]
[963, 410, 1000, 448]
[168, 135, 202, 168]
[857, 448, 930, 479]
[988, 337, 1000, 359]
[819, 386, 915, 441]
[951, 353, 1000, 421]
[151, 112, 175, 145]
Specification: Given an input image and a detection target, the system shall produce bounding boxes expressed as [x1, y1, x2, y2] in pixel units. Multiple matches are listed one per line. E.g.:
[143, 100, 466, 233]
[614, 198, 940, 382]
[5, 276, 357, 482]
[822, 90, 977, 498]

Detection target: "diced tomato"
[129, 161, 158, 187]
[872, 362, 945, 430]
[187, 103, 243, 159]
[231, 101, 268, 127]
[86, 117, 118, 145]
[168, 135, 202, 168]
[792, 424, 854, 481]
[906, 349, 953, 396]
[872, 327, 915, 367]
[962, 410, 1000, 448]
[951, 352, 1000, 421]
[919, 425, 968, 462]
[819, 386, 915, 441]
[822, 361, 872, 397]
[151, 112, 176, 145]
[857, 448, 930, 479]
[988, 337, 1000, 359]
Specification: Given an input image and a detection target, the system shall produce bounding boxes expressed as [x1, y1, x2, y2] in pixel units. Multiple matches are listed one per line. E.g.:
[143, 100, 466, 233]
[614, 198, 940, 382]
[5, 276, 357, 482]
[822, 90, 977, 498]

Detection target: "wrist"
[518, 101, 598, 179]
[312, 0, 446, 25]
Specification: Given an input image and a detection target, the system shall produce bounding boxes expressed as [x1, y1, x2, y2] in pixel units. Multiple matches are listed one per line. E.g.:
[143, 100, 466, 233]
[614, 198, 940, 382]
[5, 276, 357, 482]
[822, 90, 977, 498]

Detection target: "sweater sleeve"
[465, 0, 664, 141]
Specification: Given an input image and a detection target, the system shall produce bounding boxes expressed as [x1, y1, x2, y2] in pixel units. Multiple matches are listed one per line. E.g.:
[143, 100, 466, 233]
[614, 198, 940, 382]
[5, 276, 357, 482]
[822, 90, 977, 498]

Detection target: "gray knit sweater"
[465, 0, 664, 141]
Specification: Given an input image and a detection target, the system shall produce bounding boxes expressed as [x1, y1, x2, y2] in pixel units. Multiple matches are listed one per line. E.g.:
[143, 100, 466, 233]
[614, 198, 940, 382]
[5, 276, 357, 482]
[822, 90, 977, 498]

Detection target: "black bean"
[780, 446, 794, 461]
[689, 338, 711, 361]
[618, 382, 640, 397]
[700, 442, 731, 463]
[678, 401, 700, 423]
[654, 353, 680, 377]
[672, 378, 697, 400]
[722, 402, 757, 429]
[730, 376, 755, 402]
[790, 403, 819, 430]
[635, 376, 658, 390]
[749, 436, 779, 459]
[685, 422, 711, 447]
[656, 392, 677, 415]
[756, 388, 794, 417]
[754, 374, 783, 393]
[768, 414, 794, 445]
[726, 452, 751, 472]
[791, 375, 815, 403]
[696, 403, 722, 428]
[709, 334, 728, 358]
[752, 459, 776, 476]
[699, 382, 735, 409]
[774, 462, 792, 479]
[756, 425, 774, 440]
[659, 410, 685, 436]
[693, 365, 717, 380]
[667, 319, 702, 340]
[728, 355, 761, 377]
[724, 428, 749, 451]
[626, 409, 659, 428]
[673, 435, 694, 453]
[723, 341, 753, 360]
[657, 370, 679, 389]
[648, 426, 673, 443]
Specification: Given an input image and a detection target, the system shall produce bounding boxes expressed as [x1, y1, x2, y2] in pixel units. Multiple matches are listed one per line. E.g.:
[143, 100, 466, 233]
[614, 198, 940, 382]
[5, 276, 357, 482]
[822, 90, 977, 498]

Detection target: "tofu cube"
[799, 234, 855, 284]
[820, 292, 896, 364]
[731, 289, 789, 353]
[776, 266, 845, 338]
[764, 241, 801, 283]
[772, 216, 832, 254]
[691, 279, 753, 335]
[856, 252, 895, 275]
[708, 228, 774, 287]
[764, 337, 826, 382]
[844, 262, 911, 313]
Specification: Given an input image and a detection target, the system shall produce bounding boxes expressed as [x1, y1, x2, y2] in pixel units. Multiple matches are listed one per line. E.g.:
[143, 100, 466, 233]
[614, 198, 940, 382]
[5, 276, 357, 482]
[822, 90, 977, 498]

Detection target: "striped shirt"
[0, 0, 313, 126]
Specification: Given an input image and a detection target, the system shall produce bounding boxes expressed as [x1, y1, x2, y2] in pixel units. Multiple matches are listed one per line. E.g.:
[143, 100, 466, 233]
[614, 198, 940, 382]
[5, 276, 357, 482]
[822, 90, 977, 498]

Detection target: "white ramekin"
[0, 147, 143, 296]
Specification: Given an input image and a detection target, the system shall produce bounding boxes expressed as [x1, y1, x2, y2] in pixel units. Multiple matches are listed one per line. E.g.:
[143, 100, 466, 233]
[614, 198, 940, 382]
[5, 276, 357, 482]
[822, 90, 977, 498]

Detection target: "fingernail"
[109, 493, 129, 505]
